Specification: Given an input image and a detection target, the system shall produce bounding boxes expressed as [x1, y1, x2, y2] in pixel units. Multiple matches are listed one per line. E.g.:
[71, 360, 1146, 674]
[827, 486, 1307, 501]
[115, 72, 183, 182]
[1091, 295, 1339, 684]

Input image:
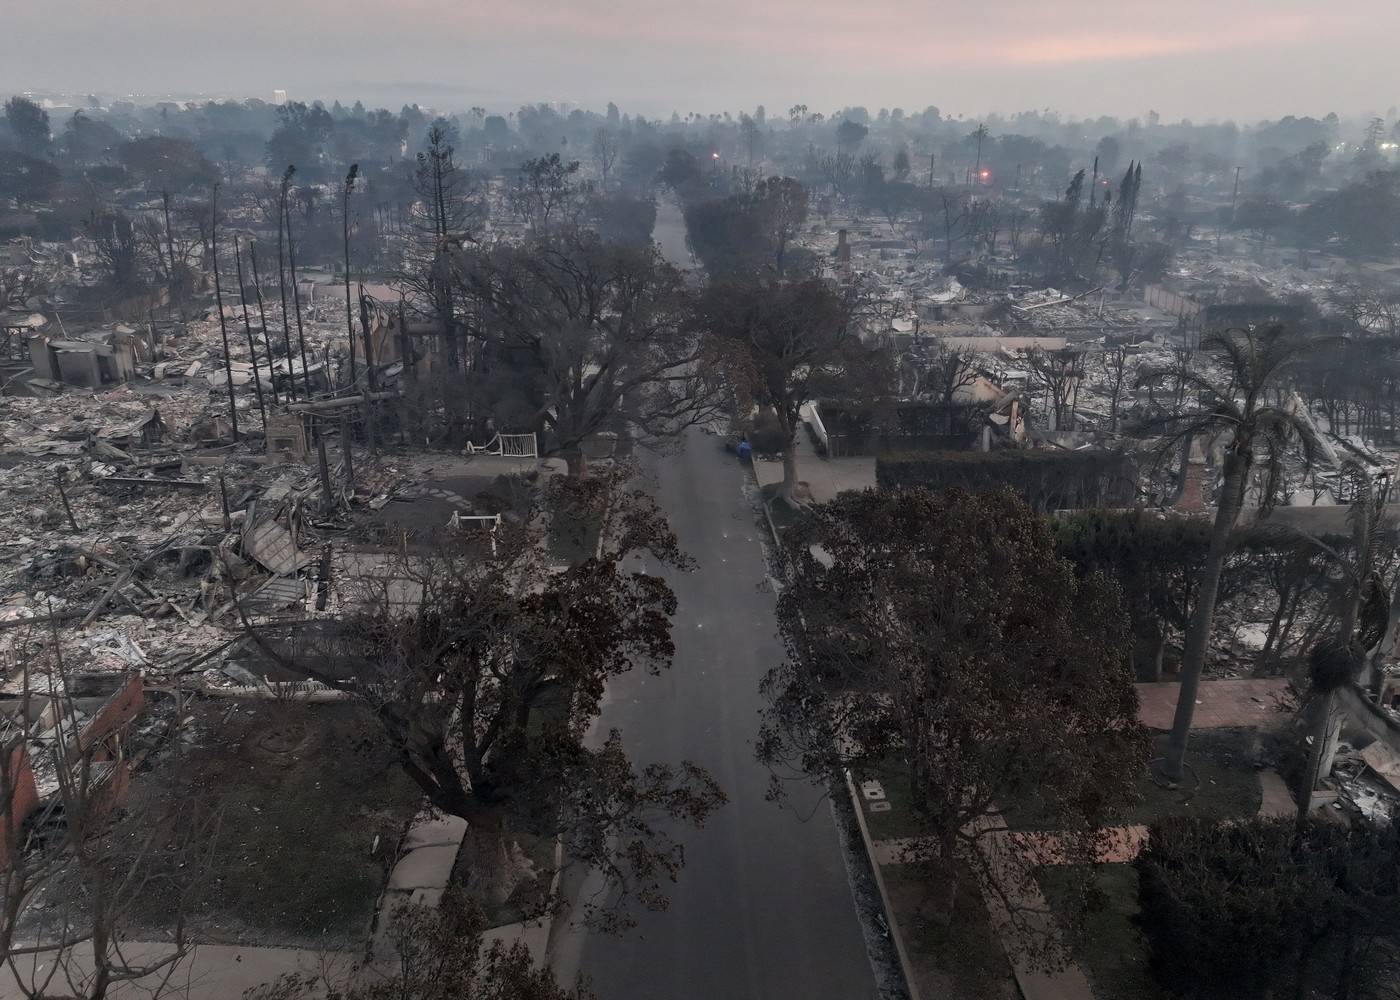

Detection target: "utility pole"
[209, 183, 239, 441]
[358, 285, 376, 390]
[340, 411, 355, 488]
[248, 243, 279, 405]
[276, 167, 298, 401]
[342, 164, 360, 389]
[233, 238, 268, 438]
[284, 170, 313, 399]
[1219, 165, 1242, 254]
[928, 152, 935, 190]
[358, 284, 377, 454]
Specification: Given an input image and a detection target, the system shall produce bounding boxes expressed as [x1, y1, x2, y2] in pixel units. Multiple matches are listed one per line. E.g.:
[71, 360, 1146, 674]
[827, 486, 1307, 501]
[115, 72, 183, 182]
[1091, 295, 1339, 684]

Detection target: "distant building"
[272, 89, 288, 106]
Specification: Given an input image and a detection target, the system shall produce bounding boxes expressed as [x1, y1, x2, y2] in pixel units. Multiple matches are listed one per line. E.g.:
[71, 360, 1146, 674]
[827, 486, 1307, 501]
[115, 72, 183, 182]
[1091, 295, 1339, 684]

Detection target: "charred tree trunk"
[248, 242, 279, 406]
[209, 185, 239, 441]
[285, 195, 313, 398]
[343, 165, 359, 389]
[276, 173, 298, 401]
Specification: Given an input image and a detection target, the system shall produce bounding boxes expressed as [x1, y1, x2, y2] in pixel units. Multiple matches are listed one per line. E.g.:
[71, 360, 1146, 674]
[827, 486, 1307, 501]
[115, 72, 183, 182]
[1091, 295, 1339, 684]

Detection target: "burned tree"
[275, 166, 299, 401]
[508, 154, 583, 232]
[282, 168, 313, 396]
[84, 209, 144, 299]
[1025, 346, 1087, 431]
[920, 339, 981, 435]
[342, 163, 360, 387]
[401, 122, 484, 381]
[1, 630, 217, 1000]
[1102, 343, 1132, 432]
[115, 137, 218, 305]
[208, 184, 239, 441]
[592, 128, 620, 191]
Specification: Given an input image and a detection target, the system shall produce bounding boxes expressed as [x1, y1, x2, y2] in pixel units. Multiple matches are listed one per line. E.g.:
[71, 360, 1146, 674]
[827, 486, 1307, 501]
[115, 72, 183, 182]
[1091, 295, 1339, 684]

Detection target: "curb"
[754, 470, 921, 1000]
[845, 772, 923, 1000]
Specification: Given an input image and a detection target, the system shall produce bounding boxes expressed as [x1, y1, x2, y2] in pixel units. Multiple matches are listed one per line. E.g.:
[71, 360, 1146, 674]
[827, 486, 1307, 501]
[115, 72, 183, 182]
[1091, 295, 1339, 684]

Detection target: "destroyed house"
[0, 672, 145, 851]
[28, 329, 140, 388]
[96, 408, 166, 449]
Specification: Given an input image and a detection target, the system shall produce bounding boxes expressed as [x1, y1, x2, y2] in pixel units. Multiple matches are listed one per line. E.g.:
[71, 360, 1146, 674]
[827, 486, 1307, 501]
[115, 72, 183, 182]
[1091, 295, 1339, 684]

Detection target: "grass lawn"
[856, 758, 930, 843]
[883, 863, 1018, 1000]
[759, 481, 807, 539]
[115, 700, 422, 947]
[1123, 728, 1262, 825]
[1038, 864, 1168, 1000]
[548, 499, 604, 565]
[999, 728, 1262, 832]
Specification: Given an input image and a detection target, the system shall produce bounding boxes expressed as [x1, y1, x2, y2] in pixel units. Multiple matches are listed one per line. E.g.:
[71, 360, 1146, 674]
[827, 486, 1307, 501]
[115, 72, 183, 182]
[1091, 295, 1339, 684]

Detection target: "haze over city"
[5, 0, 1399, 118]
[5, 4, 1400, 1000]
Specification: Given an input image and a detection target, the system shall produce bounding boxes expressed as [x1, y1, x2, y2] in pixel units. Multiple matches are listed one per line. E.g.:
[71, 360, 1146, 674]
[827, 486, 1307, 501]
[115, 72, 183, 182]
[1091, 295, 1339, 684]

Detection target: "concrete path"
[0, 941, 354, 1000]
[1135, 678, 1289, 731]
[565, 430, 878, 999]
[1258, 769, 1297, 819]
[750, 434, 876, 503]
[363, 812, 467, 971]
[976, 821, 1095, 1000]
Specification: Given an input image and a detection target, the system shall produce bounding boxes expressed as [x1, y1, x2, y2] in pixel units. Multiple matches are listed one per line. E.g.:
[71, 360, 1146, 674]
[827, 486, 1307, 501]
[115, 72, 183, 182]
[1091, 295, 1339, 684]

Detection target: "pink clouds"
[411, 0, 1335, 68]
[2, 0, 1392, 120]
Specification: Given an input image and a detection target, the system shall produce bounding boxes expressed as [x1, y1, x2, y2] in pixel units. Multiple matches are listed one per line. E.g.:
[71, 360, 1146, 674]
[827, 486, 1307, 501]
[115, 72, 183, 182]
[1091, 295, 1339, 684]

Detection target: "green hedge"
[875, 449, 1137, 512]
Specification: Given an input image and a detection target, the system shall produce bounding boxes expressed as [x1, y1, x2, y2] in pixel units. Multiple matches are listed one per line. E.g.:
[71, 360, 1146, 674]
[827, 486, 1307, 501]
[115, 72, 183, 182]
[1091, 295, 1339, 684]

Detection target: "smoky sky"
[5, 0, 1397, 120]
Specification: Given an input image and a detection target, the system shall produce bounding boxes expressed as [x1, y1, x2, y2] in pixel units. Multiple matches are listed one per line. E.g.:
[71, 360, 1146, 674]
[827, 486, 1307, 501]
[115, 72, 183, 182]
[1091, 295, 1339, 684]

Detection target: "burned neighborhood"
[3, 5, 1400, 998]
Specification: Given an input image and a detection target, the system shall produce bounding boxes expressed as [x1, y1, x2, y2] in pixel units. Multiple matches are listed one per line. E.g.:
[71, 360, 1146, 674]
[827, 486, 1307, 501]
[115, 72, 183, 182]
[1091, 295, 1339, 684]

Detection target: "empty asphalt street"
[566, 432, 879, 1000]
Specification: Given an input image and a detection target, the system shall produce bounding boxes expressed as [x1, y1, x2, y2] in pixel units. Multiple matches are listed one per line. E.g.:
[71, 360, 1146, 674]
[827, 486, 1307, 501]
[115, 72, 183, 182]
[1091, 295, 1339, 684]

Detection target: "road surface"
[567, 432, 878, 1000]
[651, 197, 693, 272]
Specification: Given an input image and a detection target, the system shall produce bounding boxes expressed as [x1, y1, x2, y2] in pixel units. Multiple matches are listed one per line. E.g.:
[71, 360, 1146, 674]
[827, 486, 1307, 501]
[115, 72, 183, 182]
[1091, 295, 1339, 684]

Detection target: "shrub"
[875, 448, 1137, 512]
[1134, 816, 1400, 1000]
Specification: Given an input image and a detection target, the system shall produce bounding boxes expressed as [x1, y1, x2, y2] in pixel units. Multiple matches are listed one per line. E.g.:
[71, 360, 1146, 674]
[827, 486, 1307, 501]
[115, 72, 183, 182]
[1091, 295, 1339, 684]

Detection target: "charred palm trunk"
[1163, 448, 1249, 780]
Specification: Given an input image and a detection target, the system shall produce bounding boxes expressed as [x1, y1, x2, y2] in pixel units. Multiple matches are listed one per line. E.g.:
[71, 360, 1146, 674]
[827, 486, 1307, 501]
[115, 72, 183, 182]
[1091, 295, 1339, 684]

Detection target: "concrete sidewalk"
[0, 942, 354, 1000]
[750, 434, 875, 503]
[363, 812, 467, 973]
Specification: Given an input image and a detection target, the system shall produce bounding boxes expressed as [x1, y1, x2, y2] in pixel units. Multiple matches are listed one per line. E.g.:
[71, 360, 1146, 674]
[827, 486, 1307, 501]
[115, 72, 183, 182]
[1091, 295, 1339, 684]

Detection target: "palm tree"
[1149, 325, 1320, 781]
[1293, 466, 1392, 830]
